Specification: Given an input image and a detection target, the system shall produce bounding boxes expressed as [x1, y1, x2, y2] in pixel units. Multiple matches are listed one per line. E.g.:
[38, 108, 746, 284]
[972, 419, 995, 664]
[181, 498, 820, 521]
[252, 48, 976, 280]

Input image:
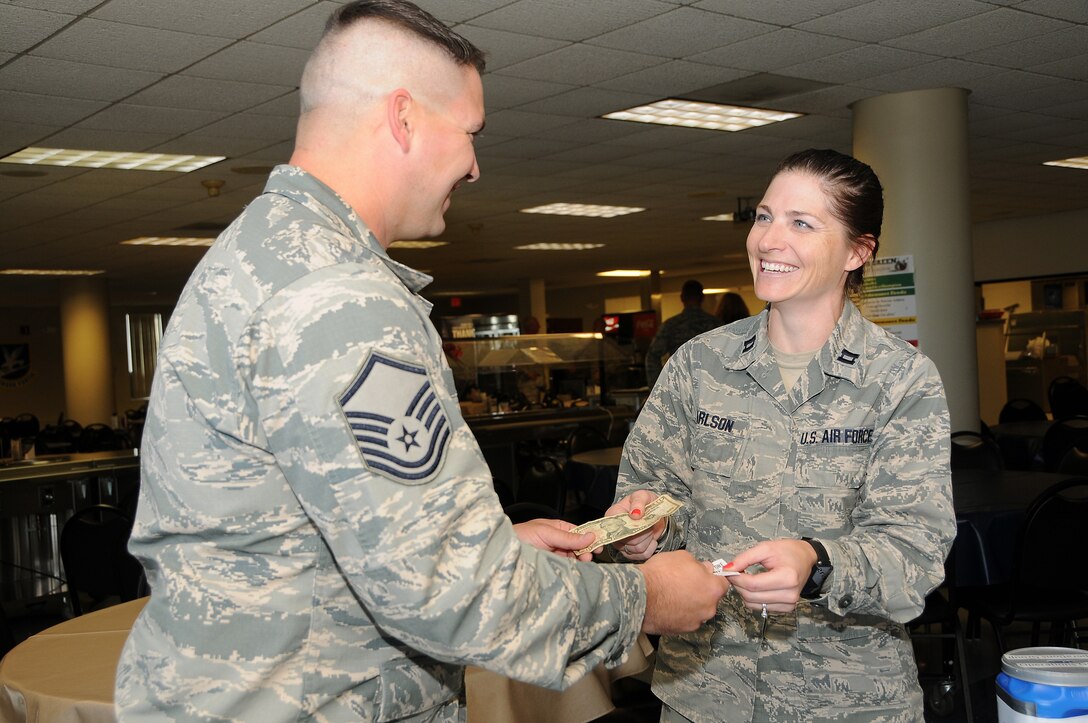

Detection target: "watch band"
[800, 537, 832, 599]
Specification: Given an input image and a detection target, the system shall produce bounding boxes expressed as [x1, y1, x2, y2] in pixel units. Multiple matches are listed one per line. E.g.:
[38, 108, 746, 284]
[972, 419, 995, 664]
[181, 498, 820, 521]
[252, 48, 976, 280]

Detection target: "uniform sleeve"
[617, 349, 695, 551]
[820, 353, 956, 623]
[240, 267, 646, 688]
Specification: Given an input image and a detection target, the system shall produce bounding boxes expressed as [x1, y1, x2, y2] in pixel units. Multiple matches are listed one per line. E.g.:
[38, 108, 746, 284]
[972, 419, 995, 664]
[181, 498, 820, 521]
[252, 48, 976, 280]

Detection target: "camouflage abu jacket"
[115, 166, 646, 722]
[617, 300, 955, 723]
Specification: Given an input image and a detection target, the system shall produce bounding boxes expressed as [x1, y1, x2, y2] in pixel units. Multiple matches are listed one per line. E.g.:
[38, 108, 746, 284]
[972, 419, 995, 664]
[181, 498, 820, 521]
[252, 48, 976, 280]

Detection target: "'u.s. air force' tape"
[338, 351, 451, 485]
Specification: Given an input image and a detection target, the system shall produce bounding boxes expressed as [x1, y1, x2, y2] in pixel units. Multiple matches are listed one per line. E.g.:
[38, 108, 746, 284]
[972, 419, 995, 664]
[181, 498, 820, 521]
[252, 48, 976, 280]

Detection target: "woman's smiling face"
[746, 170, 868, 313]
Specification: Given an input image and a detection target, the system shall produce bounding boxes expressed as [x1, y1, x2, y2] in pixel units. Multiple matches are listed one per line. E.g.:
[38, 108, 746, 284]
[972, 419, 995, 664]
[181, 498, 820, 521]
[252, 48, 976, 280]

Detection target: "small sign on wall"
[858, 255, 918, 346]
[0, 342, 35, 388]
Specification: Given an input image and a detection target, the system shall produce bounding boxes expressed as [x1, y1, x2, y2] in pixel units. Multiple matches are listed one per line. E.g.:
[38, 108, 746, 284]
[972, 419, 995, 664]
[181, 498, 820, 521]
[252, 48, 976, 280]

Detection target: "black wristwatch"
[800, 537, 833, 599]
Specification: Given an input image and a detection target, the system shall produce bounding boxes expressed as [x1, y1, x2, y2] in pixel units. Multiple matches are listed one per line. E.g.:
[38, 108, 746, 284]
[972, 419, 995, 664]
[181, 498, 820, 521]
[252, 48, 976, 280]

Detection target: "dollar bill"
[572, 493, 683, 555]
[711, 559, 740, 577]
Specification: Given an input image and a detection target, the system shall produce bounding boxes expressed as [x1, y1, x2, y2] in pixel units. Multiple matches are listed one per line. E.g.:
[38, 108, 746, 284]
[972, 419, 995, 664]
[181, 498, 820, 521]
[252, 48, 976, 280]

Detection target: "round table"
[0, 598, 146, 723]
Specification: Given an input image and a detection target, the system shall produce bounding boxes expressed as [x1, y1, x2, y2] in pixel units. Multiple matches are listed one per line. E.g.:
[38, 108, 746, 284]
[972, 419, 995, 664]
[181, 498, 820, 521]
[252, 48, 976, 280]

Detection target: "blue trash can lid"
[1001, 647, 1088, 686]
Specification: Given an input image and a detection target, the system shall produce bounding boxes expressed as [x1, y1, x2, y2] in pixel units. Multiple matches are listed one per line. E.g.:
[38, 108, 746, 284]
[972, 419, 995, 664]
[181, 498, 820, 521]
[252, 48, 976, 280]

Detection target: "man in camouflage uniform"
[645, 280, 723, 387]
[616, 298, 956, 722]
[115, 2, 729, 720]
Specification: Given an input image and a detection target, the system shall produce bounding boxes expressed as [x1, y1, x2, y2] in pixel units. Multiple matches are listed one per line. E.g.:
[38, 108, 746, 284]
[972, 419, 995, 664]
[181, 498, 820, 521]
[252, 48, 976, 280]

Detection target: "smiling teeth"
[762, 261, 797, 273]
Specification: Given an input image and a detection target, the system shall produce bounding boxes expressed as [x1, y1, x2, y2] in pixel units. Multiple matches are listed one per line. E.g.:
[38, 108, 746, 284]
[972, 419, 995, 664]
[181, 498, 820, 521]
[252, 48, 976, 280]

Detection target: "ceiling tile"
[248, 91, 301, 117]
[890, 8, 1070, 57]
[498, 44, 665, 85]
[416, 0, 520, 24]
[0, 120, 62, 156]
[249, 2, 341, 49]
[1031, 54, 1088, 82]
[481, 109, 582, 137]
[963, 24, 1088, 67]
[127, 76, 293, 113]
[796, 0, 995, 43]
[778, 45, 935, 84]
[0, 5, 73, 53]
[196, 113, 296, 141]
[691, 0, 871, 25]
[589, 7, 776, 56]
[182, 41, 311, 87]
[0, 56, 163, 102]
[597, 60, 748, 97]
[1013, 0, 1088, 22]
[470, 0, 672, 42]
[149, 135, 276, 159]
[857, 58, 1005, 93]
[33, 18, 232, 73]
[39, 127, 176, 153]
[455, 26, 570, 71]
[0, 89, 105, 126]
[514, 87, 650, 118]
[91, 0, 317, 39]
[74, 103, 226, 135]
[482, 74, 574, 110]
[690, 29, 861, 72]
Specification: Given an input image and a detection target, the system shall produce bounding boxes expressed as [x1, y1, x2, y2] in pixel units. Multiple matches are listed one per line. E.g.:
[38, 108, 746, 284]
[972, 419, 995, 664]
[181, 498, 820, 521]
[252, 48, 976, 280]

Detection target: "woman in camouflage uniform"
[606, 149, 956, 722]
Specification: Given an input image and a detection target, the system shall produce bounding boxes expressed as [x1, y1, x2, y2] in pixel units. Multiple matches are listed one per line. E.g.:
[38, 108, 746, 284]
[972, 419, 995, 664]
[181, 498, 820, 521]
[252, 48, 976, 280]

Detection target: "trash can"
[997, 647, 1088, 721]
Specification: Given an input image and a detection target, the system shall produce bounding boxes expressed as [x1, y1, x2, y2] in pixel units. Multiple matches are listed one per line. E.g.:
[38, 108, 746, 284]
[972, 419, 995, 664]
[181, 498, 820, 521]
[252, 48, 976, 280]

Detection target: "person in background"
[645, 279, 722, 387]
[715, 290, 751, 325]
[604, 148, 955, 722]
[115, 2, 730, 720]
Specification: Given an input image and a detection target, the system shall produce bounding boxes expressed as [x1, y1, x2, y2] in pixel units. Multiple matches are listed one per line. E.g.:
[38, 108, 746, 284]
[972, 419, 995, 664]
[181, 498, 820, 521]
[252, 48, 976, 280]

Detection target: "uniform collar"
[263, 165, 434, 294]
[726, 298, 868, 388]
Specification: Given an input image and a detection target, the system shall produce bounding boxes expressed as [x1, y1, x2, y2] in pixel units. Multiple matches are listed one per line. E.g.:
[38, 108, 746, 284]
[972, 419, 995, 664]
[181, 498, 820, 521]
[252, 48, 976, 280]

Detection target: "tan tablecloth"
[0, 598, 146, 723]
[0, 598, 653, 723]
[466, 633, 654, 723]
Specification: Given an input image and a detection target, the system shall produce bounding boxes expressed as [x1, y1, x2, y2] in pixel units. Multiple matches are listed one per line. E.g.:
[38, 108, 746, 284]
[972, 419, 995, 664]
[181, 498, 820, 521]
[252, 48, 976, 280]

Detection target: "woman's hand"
[726, 539, 818, 613]
[514, 518, 595, 562]
[593, 489, 666, 560]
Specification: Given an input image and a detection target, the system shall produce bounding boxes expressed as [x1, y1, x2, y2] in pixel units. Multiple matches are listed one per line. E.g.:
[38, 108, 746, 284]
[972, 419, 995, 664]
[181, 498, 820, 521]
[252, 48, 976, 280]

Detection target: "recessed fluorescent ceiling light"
[389, 240, 449, 249]
[0, 147, 225, 172]
[597, 270, 651, 277]
[702, 288, 731, 294]
[521, 203, 645, 218]
[121, 236, 215, 247]
[515, 243, 605, 251]
[1044, 156, 1088, 170]
[602, 99, 802, 132]
[0, 268, 104, 276]
[702, 213, 735, 221]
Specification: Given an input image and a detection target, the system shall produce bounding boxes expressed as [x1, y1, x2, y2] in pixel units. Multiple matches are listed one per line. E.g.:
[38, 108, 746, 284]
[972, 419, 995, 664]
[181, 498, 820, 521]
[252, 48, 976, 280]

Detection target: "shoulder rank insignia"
[338, 352, 451, 484]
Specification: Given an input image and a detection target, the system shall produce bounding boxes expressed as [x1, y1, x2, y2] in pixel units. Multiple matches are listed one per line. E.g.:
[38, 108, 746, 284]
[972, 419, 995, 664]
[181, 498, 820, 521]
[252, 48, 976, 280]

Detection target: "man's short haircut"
[326, 0, 486, 72]
[680, 280, 704, 302]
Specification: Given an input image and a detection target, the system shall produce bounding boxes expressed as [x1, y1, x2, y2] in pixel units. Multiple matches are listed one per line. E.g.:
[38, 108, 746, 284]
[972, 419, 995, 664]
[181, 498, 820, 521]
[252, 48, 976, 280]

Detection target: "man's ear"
[388, 89, 413, 153]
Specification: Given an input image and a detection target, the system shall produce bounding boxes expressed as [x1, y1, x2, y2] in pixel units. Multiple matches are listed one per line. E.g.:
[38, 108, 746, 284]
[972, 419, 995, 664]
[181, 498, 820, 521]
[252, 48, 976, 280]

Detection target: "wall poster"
[858, 254, 918, 346]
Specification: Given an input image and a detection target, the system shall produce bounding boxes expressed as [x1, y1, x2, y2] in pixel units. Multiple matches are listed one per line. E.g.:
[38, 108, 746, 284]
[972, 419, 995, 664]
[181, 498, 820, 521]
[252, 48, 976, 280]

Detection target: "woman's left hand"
[726, 539, 818, 613]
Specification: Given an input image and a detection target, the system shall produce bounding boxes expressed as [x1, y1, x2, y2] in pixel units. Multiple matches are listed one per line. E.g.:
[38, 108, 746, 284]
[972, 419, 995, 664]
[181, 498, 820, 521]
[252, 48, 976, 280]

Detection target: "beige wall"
[0, 306, 66, 423]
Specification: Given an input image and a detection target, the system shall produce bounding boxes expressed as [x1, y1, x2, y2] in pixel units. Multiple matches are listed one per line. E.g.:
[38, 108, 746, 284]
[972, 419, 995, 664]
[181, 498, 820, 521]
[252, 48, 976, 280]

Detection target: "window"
[125, 313, 164, 399]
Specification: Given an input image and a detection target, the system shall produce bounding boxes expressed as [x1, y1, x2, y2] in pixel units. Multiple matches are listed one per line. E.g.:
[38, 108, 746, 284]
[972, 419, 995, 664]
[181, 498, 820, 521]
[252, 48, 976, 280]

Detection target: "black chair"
[1057, 446, 1088, 475]
[908, 529, 975, 722]
[1048, 375, 1088, 421]
[1040, 415, 1088, 472]
[950, 431, 1004, 472]
[78, 422, 119, 452]
[33, 423, 77, 455]
[0, 416, 13, 458]
[566, 426, 610, 459]
[998, 398, 1047, 424]
[959, 477, 1088, 653]
[60, 504, 146, 616]
[512, 456, 566, 519]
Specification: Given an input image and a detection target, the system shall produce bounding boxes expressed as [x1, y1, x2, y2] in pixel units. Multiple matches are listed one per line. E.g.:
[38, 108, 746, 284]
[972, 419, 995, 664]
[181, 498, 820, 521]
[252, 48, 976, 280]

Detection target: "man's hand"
[594, 489, 665, 559]
[639, 551, 731, 634]
[514, 518, 595, 562]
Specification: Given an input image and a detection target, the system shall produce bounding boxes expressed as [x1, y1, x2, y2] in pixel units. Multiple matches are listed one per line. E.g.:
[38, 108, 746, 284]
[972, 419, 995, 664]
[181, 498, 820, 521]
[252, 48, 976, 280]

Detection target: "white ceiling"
[1, 0, 1086, 302]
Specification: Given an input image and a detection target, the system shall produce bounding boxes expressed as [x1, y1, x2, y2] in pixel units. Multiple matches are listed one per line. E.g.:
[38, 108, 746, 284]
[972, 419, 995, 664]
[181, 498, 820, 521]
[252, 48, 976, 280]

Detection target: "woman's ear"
[387, 89, 413, 153]
[846, 233, 877, 271]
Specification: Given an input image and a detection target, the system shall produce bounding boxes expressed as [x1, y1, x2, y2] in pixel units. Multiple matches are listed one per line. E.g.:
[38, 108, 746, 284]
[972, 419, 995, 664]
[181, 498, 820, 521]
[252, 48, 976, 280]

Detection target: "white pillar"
[59, 277, 115, 426]
[853, 88, 979, 432]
